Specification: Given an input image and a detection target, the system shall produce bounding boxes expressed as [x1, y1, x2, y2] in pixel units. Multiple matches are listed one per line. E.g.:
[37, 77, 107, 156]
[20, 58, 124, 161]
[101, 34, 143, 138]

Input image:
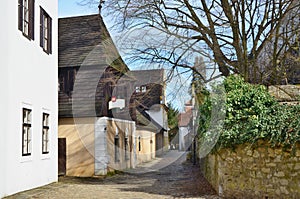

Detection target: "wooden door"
[58, 138, 66, 176]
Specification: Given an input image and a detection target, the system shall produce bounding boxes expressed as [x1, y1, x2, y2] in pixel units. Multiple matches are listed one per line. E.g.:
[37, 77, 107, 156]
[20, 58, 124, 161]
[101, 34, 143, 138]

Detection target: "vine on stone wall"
[198, 75, 300, 152]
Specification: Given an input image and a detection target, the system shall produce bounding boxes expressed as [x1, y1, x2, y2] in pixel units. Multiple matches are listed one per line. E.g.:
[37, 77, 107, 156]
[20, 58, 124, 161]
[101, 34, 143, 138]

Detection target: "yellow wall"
[59, 117, 136, 176]
[58, 118, 95, 177]
[136, 129, 156, 164]
[106, 119, 135, 172]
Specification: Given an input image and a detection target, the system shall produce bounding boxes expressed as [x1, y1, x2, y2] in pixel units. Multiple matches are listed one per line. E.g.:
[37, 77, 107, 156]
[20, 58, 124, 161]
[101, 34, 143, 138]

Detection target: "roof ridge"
[58, 13, 100, 20]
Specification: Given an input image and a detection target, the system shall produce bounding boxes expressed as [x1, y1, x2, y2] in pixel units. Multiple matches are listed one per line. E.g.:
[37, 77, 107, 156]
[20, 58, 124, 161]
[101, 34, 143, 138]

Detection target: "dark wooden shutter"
[18, 0, 23, 31]
[49, 17, 52, 54]
[28, 0, 35, 40]
[40, 8, 43, 47]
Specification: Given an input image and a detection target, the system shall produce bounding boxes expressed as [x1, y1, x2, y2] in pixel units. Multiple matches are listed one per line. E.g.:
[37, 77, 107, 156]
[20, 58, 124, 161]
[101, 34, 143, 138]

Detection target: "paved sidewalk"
[5, 150, 219, 199]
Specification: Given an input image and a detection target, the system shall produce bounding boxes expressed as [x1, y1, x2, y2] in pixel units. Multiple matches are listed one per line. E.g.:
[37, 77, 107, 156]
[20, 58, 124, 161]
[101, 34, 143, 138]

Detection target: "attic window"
[135, 86, 140, 93]
[136, 86, 146, 93]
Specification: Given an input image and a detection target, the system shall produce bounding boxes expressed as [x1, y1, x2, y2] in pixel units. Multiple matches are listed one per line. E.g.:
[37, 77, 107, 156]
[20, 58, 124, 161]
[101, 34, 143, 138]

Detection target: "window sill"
[22, 32, 33, 41]
[41, 152, 51, 160]
[20, 155, 33, 163]
[42, 48, 51, 55]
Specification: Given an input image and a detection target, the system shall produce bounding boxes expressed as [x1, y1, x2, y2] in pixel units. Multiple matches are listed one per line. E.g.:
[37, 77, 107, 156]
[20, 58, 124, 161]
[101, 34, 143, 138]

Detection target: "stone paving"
[5, 151, 220, 199]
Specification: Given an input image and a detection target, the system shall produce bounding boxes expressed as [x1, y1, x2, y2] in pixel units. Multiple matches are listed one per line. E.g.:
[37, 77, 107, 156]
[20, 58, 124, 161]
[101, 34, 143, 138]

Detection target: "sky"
[58, 0, 96, 18]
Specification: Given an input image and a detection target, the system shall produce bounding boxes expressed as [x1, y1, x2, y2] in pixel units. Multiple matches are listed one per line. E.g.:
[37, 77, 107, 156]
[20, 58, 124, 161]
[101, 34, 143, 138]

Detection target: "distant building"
[1, 0, 58, 197]
[118, 69, 169, 159]
[178, 101, 193, 151]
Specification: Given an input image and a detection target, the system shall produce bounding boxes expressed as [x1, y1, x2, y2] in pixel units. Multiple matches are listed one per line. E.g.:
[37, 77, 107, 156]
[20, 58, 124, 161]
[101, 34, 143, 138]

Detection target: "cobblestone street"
[6, 151, 219, 199]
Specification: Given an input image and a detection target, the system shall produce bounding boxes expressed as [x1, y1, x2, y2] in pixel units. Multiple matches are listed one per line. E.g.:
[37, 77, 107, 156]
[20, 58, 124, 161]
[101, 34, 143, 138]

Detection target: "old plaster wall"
[201, 141, 300, 198]
[136, 130, 156, 164]
[106, 119, 136, 172]
[58, 118, 95, 177]
[59, 117, 136, 176]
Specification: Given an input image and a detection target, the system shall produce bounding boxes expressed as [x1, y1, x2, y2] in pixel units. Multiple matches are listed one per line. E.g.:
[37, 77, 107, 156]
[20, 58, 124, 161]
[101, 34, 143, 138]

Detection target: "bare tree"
[79, 0, 300, 84]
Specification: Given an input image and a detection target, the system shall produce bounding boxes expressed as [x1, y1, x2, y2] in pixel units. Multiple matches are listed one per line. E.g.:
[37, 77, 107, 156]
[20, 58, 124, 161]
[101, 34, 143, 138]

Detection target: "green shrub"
[198, 75, 300, 151]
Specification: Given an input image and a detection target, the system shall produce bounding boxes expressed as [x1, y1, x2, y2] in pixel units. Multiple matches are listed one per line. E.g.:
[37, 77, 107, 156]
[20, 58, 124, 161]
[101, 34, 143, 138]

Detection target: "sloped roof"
[178, 109, 192, 127]
[129, 69, 165, 86]
[59, 14, 127, 72]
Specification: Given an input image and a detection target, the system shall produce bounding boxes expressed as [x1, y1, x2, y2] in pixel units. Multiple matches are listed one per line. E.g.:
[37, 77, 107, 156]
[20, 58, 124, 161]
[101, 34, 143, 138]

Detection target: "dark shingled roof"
[59, 14, 126, 70]
[58, 14, 129, 118]
[129, 69, 165, 86]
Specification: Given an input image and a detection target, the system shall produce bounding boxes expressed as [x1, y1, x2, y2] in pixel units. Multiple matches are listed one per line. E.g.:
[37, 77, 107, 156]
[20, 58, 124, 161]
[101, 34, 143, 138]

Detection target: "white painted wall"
[1, 0, 58, 197]
[0, 2, 8, 196]
[146, 105, 168, 130]
[179, 127, 190, 151]
[95, 117, 137, 175]
[0, 2, 9, 194]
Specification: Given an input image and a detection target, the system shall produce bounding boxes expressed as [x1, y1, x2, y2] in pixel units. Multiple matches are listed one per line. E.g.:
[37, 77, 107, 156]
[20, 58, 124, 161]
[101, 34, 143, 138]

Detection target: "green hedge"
[198, 75, 300, 151]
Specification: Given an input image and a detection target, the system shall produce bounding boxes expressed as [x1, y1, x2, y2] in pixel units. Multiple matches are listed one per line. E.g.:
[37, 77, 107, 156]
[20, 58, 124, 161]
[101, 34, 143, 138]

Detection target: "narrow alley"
[6, 151, 219, 199]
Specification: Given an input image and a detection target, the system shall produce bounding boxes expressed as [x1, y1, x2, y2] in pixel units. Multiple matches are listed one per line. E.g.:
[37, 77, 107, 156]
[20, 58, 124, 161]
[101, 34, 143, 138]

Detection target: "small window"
[124, 136, 129, 160]
[42, 113, 50, 154]
[22, 108, 32, 156]
[138, 136, 141, 152]
[40, 8, 52, 54]
[141, 86, 147, 93]
[114, 135, 120, 162]
[135, 86, 140, 93]
[18, 0, 35, 40]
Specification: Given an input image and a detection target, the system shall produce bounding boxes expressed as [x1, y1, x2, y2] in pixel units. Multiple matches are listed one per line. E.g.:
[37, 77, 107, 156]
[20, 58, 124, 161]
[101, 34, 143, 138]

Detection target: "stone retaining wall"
[268, 85, 300, 103]
[201, 141, 300, 198]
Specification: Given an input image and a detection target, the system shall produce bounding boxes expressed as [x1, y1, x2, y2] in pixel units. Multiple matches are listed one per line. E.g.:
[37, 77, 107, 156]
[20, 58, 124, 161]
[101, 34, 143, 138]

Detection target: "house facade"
[58, 14, 137, 176]
[58, 117, 136, 176]
[133, 69, 169, 158]
[1, 0, 58, 197]
[114, 69, 169, 161]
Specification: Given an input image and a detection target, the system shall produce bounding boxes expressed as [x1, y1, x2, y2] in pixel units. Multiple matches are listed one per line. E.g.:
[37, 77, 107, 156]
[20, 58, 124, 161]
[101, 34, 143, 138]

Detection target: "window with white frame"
[40, 7, 52, 54]
[22, 108, 32, 156]
[141, 86, 147, 93]
[135, 86, 140, 93]
[42, 113, 50, 154]
[18, 0, 34, 40]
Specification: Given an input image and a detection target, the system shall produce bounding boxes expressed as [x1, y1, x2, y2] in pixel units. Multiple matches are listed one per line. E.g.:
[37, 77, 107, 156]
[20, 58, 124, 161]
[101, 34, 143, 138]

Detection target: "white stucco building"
[178, 101, 193, 151]
[0, 0, 58, 197]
